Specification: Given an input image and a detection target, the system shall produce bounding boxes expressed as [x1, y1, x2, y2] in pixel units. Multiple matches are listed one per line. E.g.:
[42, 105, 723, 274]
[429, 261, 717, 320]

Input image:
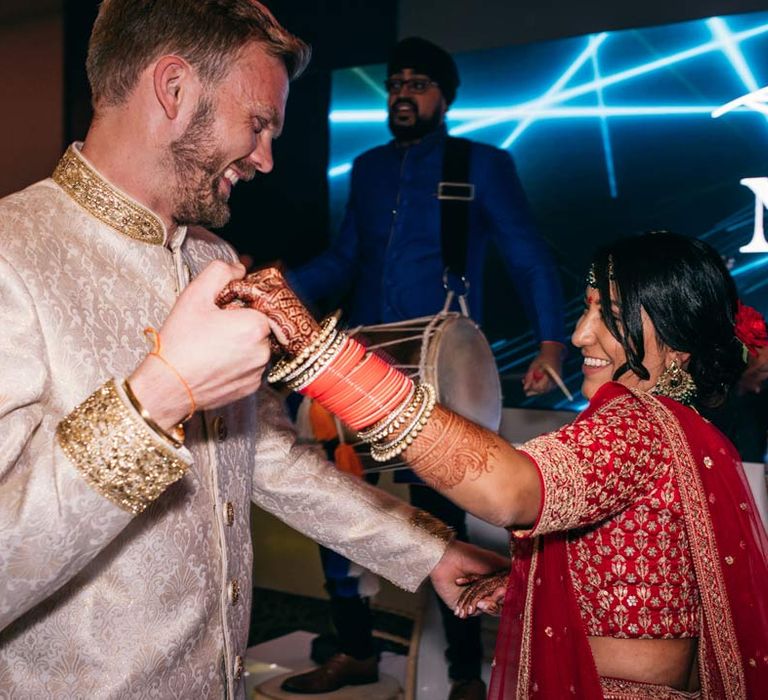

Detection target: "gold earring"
[650, 359, 697, 406]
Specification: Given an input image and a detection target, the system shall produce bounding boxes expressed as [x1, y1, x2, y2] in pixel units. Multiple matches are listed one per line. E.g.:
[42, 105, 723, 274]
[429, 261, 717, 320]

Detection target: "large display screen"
[327, 11, 768, 409]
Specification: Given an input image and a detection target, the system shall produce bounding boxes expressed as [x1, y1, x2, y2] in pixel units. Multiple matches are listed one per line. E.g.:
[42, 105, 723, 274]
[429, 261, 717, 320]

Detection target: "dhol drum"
[296, 311, 502, 470]
[352, 312, 502, 433]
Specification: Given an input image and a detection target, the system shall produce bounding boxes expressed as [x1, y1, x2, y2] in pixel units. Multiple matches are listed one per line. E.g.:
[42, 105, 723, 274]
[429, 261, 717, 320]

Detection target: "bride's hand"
[454, 569, 509, 618]
[216, 267, 320, 356]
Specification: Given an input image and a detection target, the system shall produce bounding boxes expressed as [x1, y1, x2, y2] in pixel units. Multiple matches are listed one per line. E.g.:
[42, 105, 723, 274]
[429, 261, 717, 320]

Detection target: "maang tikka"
[587, 256, 615, 289]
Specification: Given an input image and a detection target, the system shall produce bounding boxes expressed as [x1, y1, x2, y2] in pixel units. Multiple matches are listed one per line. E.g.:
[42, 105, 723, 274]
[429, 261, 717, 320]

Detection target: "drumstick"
[540, 362, 574, 401]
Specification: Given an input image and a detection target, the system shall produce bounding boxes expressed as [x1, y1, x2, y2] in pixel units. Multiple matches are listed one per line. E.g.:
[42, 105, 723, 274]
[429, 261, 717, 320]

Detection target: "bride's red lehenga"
[489, 382, 768, 699]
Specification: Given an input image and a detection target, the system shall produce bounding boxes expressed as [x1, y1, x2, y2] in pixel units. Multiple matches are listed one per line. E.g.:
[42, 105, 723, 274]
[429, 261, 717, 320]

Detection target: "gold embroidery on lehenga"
[517, 538, 540, 697]
[523, 393, 699, 639]
[632, 391, 746, 698]
[600, 676, 701, 698]
[518, 438, 586, 535]
[52, 145, 166, 245]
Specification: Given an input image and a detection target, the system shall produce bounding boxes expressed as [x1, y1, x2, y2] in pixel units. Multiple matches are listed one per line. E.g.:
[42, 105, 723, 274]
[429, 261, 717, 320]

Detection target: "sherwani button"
[229, 578, 240, 605]
[234, 655, 244, 680]
[213, 416, 228, 442]
[224, 501, 235, 526]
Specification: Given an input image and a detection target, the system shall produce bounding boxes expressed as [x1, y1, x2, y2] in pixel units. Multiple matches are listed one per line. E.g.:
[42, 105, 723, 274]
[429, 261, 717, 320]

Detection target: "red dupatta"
[489, 384, 768, 699]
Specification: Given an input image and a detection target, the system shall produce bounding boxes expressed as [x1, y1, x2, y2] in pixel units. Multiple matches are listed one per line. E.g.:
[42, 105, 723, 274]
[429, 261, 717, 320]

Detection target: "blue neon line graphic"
[707, 18, 768, 128]
[328, 163, 352, 178]
[707, 18, 761, 94]
[744, 276, 768, 294]
[352, 67, 388, 99]
[501, 33, 608, 148]
[448, 33, 608, 143]
[330, 105, 730, 123]
[329, 18, 768, 182]
[731, 254, 768, 277]
[507, 22, 768, 114]
[329, 13, 768, 410]
[327, 104, 745, 176]
[328, 12, 768, 198]
[330, 20, 768, 127]
[589, 36, 618, 198]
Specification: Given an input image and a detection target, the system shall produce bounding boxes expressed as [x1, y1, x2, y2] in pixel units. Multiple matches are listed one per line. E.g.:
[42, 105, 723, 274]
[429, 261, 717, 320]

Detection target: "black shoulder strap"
[439, 136, 474, 281]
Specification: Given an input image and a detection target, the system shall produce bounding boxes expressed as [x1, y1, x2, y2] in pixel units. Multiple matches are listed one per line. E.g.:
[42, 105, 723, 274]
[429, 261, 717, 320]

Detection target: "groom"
[0, 2, 505, 698]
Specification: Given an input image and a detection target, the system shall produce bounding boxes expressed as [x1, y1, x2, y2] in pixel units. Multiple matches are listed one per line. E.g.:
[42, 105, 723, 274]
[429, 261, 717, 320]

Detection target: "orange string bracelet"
[143, 327, 197, 423]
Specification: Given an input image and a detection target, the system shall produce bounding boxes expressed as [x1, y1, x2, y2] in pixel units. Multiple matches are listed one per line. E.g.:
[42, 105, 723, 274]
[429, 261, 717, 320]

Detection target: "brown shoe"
[448, 678, 487, 700]
[280, 653, 379, 694]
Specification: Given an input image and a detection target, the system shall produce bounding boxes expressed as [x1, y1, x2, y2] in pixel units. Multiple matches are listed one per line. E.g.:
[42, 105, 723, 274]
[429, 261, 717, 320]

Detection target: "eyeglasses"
[384, 77, 438, 94]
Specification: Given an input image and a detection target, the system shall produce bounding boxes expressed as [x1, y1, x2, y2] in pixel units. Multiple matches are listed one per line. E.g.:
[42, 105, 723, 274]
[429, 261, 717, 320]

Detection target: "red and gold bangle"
[343, 369, 412, 428]
[369, 383, 437, 462]
[370, 384, 431, 451]
[285, 331, 346, 391]
[356, 383, 417, 442]
[268, 313, 340, 384]
[273, 314, 434, 439]
[319, 354, 381, 414]
[303, 338, 366, 399]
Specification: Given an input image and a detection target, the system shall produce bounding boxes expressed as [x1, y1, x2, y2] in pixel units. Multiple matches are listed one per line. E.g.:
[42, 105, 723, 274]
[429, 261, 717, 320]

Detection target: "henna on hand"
[455, 569, 509, 618]
[403, 405, 498, 489]
[216, 267, 320, 357]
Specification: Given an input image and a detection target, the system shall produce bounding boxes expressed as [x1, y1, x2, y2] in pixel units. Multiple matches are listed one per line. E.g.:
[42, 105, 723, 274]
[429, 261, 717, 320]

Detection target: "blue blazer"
[288, 125, 565, 343]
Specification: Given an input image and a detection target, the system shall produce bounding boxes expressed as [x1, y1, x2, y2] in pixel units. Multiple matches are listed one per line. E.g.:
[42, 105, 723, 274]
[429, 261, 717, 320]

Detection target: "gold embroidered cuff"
[409, 509, 456, 545]
[517, 438, 587, 536]
[57, 380, 190, 515]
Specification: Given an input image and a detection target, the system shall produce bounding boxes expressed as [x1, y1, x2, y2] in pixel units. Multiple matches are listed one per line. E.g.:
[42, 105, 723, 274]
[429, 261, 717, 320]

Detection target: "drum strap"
[438, 136, 474, 284]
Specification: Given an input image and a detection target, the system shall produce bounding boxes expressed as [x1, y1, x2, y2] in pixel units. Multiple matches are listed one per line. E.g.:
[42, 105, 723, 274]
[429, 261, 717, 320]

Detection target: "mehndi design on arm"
[216, 267, 320, 356]
[455, 569, 509, 617]
[404, 405, 498, 489]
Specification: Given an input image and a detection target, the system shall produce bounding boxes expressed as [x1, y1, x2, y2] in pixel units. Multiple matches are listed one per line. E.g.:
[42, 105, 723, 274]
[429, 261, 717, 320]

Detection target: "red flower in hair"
[734, 302, 768, 357]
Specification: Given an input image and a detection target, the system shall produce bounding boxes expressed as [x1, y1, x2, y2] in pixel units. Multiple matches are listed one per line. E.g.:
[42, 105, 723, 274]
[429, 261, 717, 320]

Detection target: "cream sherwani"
[0, 145, 449, 699]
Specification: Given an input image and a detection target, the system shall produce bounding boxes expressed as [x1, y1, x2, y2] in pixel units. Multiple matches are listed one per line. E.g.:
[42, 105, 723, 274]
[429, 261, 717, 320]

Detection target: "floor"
[246, 513, 506, 699]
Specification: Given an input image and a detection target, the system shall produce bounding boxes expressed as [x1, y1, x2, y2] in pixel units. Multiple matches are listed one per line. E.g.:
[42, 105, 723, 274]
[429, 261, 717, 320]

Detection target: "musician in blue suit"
[283, 38, 565, 700]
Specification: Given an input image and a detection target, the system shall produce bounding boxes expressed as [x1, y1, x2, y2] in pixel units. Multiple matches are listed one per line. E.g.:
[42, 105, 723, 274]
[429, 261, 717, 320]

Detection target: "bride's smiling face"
[571, 287, 672, 400]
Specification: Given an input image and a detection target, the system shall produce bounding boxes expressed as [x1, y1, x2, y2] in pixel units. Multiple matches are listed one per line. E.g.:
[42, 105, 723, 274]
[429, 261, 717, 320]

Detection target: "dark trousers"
[320, 484, 483, 681]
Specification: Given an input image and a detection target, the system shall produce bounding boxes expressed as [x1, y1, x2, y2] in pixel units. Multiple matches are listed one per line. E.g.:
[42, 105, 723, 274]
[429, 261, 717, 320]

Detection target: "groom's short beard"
[169, 96, 231, 229]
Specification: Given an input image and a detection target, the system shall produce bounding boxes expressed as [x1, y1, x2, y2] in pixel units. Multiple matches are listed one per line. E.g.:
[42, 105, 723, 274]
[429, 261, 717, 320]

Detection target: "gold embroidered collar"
[52, 144, 167, 245]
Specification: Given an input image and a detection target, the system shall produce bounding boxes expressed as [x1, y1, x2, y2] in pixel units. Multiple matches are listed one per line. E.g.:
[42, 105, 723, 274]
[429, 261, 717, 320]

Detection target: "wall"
[0, 11, 63, 197]
[398, 0, 768, 52]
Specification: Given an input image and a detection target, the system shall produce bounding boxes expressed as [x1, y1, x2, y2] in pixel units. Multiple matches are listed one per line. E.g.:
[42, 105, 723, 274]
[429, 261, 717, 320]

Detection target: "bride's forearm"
[403, 405, 541, 529]
[215, 270, 543, 528]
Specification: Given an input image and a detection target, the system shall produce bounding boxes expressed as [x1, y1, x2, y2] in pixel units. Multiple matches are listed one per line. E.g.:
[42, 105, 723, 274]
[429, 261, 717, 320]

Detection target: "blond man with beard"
[0, 2, 505, 697]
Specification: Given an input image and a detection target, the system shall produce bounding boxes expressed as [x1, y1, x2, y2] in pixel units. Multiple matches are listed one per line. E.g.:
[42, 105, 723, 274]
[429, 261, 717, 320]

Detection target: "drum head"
[422, 315, 502, 432]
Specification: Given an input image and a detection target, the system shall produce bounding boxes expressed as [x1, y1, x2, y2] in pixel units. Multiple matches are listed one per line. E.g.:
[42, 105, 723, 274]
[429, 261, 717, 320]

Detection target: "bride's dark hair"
[590, 231, 745, 407]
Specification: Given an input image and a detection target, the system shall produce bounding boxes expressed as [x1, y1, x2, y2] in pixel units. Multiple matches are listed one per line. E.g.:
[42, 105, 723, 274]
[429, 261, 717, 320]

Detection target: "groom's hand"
[216, 267, 320, 357]
[129, 260, 273, 429]
[429, 540, 509, 612]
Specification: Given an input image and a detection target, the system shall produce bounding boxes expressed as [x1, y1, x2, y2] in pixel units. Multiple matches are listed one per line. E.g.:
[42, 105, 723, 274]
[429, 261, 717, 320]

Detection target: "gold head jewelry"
[587, 255, 615, 289]
[650, 359, 697, 406]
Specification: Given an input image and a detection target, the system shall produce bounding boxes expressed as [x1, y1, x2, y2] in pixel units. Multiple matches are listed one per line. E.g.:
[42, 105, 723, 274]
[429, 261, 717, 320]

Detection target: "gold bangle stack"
[356, 383, 417, 443]
[123, 379, 185, 448]
[268, 313, 340, 384]
[368, 382, 436, 462]
[285, 330, 347, 391]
